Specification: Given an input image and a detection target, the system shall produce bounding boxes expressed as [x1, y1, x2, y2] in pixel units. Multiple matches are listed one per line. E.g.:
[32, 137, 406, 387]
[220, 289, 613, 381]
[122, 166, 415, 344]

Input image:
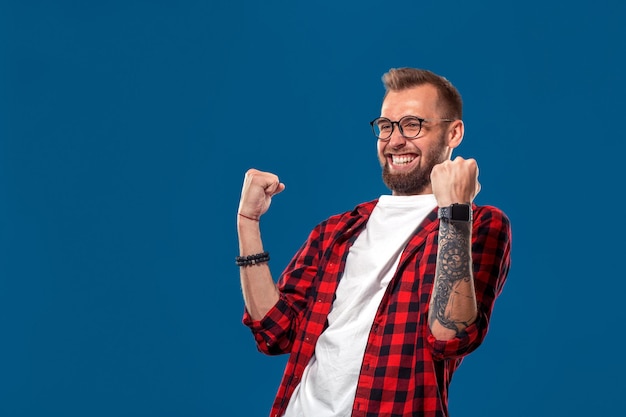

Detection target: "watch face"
[451, 204, 471, 221]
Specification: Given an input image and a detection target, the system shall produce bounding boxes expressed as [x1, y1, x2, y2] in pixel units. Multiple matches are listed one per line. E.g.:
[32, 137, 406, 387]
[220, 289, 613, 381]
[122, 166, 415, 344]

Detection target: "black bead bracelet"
[236, 251, 270, 267]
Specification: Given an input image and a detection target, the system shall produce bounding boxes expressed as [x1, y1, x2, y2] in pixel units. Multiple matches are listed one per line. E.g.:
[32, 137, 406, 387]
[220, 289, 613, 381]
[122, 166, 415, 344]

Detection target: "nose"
[387, 124, 407, 148]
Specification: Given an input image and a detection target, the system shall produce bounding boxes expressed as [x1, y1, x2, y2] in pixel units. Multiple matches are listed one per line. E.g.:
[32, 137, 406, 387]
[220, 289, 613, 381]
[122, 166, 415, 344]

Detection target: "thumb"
[267, 181, 286, 197]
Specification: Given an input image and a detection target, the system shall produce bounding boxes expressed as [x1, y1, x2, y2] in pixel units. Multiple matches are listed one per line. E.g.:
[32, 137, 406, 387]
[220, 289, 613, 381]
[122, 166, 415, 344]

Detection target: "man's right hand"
[237, 169, 286, 220]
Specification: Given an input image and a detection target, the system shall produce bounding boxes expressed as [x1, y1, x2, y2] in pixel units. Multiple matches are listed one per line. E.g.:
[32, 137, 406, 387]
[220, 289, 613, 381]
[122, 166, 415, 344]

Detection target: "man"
[236, 67, 511, 417]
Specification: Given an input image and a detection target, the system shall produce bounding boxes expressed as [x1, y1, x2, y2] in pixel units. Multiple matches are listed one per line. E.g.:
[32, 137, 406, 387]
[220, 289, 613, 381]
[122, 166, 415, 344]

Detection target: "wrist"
[438, 203, 473, 223]
[238, 212, 259, 221]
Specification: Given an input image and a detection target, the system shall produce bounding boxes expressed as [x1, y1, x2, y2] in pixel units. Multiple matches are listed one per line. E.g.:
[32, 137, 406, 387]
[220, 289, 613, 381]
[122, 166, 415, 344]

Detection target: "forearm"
[428, 219, 477, 340]
[238, 216, 280, 321]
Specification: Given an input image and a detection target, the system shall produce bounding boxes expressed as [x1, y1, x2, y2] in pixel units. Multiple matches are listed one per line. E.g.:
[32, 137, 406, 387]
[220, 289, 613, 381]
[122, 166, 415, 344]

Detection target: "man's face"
[377, 84, 453, 196]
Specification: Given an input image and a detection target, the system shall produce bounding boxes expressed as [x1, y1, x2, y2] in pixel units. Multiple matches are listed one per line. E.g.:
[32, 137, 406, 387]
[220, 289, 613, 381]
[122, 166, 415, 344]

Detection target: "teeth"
[392, 155, 416, 165]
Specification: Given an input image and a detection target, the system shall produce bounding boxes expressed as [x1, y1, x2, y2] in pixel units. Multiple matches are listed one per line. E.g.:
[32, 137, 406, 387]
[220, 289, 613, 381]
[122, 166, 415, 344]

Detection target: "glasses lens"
[399, 117, 422, 138]
[372, 118, 392, 139]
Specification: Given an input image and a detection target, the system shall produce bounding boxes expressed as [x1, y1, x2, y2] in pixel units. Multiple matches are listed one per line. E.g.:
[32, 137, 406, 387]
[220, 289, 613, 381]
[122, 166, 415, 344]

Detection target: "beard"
[381, 137, 448, 195]
[382, 161, 433, 194]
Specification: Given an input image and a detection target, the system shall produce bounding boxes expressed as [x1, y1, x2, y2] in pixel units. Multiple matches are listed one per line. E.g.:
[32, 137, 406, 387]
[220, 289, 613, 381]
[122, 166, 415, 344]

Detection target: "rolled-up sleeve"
[426, 205, 512, 360]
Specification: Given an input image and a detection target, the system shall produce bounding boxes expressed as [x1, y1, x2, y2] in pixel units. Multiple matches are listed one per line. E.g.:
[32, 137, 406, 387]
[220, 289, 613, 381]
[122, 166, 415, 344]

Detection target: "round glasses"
[370, 116, 455, 141]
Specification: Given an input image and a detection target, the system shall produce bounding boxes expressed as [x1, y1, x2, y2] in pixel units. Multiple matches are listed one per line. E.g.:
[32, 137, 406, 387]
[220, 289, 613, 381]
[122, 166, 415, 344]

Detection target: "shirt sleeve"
[242, 294, 303, 355]
[426, 205, 512, 359]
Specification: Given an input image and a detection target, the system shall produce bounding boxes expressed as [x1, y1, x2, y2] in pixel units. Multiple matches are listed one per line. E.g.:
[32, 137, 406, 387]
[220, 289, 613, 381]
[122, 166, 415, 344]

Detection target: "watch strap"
[438, 203, 472, 222]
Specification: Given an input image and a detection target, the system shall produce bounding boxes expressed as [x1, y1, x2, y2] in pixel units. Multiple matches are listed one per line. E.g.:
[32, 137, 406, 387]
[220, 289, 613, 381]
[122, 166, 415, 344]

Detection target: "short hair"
[382, 67, 463, 119]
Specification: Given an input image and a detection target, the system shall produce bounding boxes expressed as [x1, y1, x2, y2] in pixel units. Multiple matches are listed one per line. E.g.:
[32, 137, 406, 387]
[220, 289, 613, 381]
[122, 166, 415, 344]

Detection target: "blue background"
[1, 1, 624, 416]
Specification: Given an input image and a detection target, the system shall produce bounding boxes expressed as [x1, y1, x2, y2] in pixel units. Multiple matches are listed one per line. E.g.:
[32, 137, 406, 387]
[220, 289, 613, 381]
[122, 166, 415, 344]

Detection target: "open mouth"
[388, 153, 419, 169]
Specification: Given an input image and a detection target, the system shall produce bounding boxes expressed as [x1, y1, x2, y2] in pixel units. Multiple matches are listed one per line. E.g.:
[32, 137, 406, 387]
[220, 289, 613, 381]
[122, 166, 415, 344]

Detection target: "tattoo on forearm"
[429, 220, 474, 335]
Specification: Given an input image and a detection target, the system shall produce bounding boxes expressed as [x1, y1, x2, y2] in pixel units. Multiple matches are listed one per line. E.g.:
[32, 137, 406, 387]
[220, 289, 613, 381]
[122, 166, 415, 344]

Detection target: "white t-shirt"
[283, 194, 437, 417]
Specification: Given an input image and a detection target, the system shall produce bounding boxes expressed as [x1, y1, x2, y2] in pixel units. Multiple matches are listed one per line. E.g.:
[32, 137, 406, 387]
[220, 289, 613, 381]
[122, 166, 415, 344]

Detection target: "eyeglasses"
[369, 116, 455, 141]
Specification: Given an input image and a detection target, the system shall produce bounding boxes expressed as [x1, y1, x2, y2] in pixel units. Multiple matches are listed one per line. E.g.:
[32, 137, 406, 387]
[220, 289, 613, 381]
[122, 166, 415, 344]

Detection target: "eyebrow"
[380, 115, 425, 121]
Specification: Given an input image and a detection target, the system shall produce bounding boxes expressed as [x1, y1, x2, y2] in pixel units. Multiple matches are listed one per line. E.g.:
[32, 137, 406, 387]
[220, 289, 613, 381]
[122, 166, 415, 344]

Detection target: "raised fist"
[431, 157, 480, 207]
[237, 169, 286, 220]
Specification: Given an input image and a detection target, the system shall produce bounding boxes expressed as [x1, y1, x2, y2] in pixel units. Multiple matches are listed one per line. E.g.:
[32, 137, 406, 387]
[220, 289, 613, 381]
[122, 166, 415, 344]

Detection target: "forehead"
[381, 84, 441, 119]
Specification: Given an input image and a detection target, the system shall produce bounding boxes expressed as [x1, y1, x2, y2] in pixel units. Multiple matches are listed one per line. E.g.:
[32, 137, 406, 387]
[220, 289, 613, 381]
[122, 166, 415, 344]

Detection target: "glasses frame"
[369, 115, 456, 141]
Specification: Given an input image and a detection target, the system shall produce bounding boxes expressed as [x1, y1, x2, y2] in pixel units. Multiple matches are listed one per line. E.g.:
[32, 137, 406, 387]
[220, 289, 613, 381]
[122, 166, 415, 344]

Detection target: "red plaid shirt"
[243, 199, 512, 417]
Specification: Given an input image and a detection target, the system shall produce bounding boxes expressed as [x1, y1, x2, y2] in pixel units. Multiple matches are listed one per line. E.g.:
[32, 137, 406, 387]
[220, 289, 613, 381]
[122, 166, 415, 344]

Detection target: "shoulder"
[473, 204, 509, 220]
[317, 199, 378, 230]
[472, 204, 512, 238]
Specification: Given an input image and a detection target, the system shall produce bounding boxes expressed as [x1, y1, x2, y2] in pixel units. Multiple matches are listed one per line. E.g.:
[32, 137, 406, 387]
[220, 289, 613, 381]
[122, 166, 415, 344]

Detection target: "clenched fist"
[237, 169, 286, 220]
[431, 157, 481, 207]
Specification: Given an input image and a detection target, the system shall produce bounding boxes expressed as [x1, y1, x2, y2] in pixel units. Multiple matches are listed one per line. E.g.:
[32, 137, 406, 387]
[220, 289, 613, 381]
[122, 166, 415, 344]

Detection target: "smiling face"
[377, 83, 463, 196]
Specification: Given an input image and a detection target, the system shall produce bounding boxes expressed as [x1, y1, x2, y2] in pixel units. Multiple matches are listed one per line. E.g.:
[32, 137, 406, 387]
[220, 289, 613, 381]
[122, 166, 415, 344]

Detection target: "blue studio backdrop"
[1, 1, 624, 416]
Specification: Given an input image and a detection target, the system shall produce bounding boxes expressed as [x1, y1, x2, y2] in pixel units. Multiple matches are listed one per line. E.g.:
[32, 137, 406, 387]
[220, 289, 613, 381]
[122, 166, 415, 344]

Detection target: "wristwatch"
[438, 203, 472, 223]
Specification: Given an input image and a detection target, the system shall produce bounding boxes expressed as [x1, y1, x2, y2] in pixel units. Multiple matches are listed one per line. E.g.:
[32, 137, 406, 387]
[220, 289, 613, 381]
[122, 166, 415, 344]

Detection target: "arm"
[428, 156, 480, 340]
[426, 205, 511, 358]
[429, 219, 476, 339]
[237, 168, 285, 321]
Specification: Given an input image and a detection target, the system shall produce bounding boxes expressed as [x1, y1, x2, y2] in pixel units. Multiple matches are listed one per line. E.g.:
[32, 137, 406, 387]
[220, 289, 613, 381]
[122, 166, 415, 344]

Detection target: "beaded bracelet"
[236, 251, 270, 267]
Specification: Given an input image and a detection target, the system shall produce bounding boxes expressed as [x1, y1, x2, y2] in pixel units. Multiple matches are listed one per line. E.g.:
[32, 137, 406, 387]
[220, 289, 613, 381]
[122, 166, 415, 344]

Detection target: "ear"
[446, 119, 464, 149]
